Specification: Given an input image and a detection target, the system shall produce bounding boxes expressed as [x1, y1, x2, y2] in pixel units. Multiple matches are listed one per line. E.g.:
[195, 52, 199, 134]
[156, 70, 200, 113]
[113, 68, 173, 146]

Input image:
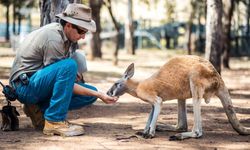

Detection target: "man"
[9, 3, 118, 137]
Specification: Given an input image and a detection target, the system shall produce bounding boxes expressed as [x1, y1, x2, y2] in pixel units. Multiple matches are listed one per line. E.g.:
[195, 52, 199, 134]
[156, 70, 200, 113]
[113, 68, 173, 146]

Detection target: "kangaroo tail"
[216, 84, 250, 135]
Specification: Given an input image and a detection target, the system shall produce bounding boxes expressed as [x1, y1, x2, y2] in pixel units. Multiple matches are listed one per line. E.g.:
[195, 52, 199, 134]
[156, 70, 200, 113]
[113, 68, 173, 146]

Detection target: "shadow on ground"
[0, 58, 250, 149]
[0, 67, 10, 79]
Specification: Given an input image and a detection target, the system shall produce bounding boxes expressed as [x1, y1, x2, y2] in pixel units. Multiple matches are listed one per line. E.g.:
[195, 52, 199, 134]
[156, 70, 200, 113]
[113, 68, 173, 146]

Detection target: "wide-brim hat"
[56, 3, 96, 32]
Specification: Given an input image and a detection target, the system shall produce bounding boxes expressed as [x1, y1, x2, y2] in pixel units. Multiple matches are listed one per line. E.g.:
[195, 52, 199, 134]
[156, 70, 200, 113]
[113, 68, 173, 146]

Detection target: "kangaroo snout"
[106, 90, 113, 96]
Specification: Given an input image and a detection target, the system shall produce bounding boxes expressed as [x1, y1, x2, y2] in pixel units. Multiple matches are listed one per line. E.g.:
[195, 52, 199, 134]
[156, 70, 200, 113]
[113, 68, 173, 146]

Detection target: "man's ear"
[123, 63, 134, 80]
[64, 22, 71, 30]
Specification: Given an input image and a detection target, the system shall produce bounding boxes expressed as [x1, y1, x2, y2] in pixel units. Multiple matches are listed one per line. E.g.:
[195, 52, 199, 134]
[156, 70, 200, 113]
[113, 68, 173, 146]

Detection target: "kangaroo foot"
[156, 124, 187, 132]
[136, 131, 154, 139]
[169, 131, 202, 141]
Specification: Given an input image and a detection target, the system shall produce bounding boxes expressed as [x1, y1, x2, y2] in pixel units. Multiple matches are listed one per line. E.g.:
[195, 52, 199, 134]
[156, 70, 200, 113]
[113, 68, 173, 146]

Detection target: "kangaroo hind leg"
[156, 99, 188, 132]
[169, 79, 203, 141]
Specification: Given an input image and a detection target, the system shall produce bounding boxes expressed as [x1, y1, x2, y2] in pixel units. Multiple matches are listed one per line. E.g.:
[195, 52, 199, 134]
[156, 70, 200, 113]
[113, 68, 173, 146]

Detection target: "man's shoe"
[22, 104, 45, 130]
[43, 120, 85, 137]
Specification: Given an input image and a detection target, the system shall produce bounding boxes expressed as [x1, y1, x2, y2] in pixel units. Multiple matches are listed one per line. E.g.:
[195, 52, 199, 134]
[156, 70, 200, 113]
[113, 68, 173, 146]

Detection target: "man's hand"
[73, 84, 118, 104]
[99, 93, 118, 104]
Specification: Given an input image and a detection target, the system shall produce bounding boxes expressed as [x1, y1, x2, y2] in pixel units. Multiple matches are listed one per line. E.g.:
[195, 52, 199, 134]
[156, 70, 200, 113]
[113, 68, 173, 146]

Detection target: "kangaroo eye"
[117, 84, 121, 88]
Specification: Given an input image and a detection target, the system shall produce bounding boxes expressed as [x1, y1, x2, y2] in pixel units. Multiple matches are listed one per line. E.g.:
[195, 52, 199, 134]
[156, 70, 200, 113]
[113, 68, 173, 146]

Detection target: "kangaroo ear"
[123, 63, 134, 79]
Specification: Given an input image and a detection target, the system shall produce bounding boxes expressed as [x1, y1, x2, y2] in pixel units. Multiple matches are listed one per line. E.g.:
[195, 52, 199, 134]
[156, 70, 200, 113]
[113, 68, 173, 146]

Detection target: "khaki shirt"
[9, 23, 71, 83]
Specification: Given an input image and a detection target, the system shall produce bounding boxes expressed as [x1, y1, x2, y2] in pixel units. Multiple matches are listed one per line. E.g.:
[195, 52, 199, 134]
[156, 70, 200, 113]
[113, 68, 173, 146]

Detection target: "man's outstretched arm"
[73, 83, 118, 104]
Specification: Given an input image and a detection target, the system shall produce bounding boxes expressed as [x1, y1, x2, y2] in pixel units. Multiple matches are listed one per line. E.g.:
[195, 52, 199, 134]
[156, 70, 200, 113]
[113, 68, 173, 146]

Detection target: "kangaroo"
[107, 55, 250, 140]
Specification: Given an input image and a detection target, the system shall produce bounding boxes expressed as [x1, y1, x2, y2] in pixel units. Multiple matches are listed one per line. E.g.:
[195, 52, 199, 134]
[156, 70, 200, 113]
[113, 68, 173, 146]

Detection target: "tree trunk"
[104, 0, 121, 65]
[247, 0, 250, 35]
[205, 0, 223, 74]
[125, 0, 135, 55]
[89, 0, 103, 60]
[5, 4, 10, 41]
[196, 2, 204, 52]
[186, 0, 197, 55]
[18, 14, 22, 34]
[50, 0, 69, 22]
[222, 0, 234, 69]
[39, 0, 69, 26]
[27, 14, 32, 33]
[39, 0, 51, 26]
[17, 5, 22, 34]
[13, 0, 16, 35]
[72, 0, 80, 3]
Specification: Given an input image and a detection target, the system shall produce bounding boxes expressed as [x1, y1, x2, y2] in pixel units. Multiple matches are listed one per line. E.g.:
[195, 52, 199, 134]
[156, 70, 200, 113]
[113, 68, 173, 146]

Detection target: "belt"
[11, 72, 34, 89]
[11, 79, 22, 89]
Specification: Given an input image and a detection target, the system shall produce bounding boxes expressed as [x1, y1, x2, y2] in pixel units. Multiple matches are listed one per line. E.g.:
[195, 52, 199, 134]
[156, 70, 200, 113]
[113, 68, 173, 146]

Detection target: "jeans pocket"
[16, 84, 38, 104]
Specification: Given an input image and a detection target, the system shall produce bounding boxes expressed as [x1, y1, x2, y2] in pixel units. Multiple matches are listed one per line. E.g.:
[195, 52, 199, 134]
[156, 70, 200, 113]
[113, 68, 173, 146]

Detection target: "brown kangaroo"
[107, 55, 250, 140]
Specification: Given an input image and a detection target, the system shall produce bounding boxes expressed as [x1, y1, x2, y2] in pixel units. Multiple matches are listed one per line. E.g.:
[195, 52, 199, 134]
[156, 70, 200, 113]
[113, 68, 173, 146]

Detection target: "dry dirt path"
[0, 49, 250, 149]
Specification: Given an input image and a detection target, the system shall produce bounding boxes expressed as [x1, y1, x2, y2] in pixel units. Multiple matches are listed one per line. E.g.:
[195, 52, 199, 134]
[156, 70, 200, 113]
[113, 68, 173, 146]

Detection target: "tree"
[89, 0, 103, 60]
[103, 0, 121, 65]
[125, 0, 135, 55]
[196, 1, 206, 52]
[13, 0, 16, 34]
[186, 0, 197, 54]
[246, 0, 250, 35]
[205, 0, 223, 74]
[0, 0, 11, 41]
[15, 0, 36, 34]
[39, 0, 69, 26]
[165, 1, 176, 49]
[222, 0, 235, 69]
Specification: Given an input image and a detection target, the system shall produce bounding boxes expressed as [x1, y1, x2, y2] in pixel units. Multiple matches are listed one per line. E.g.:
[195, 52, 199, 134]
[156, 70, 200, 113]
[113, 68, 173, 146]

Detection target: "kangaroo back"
[138, 55, 220, 101]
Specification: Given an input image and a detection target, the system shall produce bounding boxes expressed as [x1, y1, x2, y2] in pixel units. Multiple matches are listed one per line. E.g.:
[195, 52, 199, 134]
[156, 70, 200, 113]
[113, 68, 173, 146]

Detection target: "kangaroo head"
[107, 63, 134, 97]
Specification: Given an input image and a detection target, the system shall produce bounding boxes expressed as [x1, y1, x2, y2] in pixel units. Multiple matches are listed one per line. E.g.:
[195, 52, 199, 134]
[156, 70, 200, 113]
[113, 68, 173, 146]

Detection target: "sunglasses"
[72, 24, 88, 35]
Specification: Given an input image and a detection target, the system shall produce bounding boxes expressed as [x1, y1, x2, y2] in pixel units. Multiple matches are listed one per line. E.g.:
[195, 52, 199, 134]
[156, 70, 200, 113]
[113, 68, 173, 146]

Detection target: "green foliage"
[82, 0, 89, 5]
[0, 0, 36, 8]
[0, 0, 12, 6]
[165, 1, 176, 23]
[140, 0, 150, 5]
[25, 0, 36, 8]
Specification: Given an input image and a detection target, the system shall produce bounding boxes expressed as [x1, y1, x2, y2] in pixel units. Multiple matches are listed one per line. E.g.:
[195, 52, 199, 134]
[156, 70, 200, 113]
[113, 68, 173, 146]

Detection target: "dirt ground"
[0, 49, 250, 150]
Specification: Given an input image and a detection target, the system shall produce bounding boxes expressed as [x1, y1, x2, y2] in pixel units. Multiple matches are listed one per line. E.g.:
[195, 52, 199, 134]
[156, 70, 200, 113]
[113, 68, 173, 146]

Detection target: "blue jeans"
[15, 59, 97, 122]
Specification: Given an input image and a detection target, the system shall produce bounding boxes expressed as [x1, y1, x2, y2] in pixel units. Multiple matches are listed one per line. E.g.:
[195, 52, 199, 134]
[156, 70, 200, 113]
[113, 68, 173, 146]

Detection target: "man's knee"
[88, 96, 97, 105]
[90, 86, 98, 92]
[60, 59, 78, 72]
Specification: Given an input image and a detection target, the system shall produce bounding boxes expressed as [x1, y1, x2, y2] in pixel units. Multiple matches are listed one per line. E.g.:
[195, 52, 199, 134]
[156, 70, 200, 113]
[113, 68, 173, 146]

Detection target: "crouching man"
[9, 3, 117, 137]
